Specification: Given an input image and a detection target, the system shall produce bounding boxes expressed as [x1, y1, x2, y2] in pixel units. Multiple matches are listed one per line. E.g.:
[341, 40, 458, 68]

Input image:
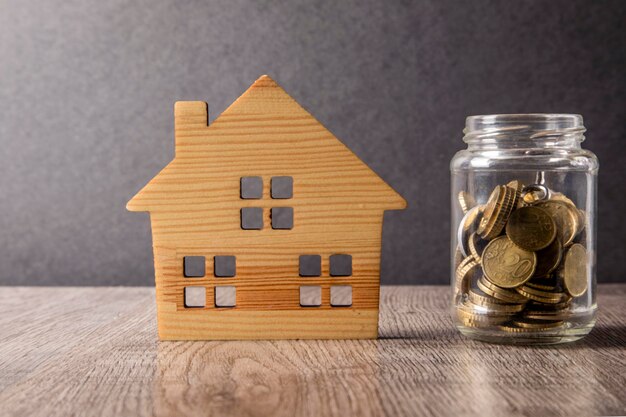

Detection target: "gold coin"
[552, 193, 586, 238]
[523, 310, 571, 321]
[477, 186, 501, 235]
[499, 324, 563, 333]
[506, 180, 524, 208]
[477, 276, 528, 304]
[525, 280, 557, 292]
[455, 256, 479, 294]
[536, 200, 579, 246]
[550, 192, 577, 207]
[516, 287, 568, 304]
[511, 319, 565, 329]
[559, 243, 588, 297]
[468, 287, 507, 306]
[527, 299, 572, 310]
[505, 206, 557, 251]
[467, 295, 525, 313]
[576, 209, 586, 235]
[461, 300, 516, 315]
[517, 284, 565, 300]
[478, 186, 516, 240]
[532, 238, 563, 278]
[457, 306, 509, 325]
[458, 191, 476, 214]
[482, 236, 536, 288]
[491, 186, 517, 238]
[458, 316, 483, 328]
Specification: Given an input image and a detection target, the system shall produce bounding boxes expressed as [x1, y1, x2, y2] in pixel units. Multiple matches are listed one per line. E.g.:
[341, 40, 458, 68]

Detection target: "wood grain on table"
[0, 285, 624, 417]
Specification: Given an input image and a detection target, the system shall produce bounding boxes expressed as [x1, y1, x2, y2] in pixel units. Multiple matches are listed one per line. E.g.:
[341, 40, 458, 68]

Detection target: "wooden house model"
[127, 75, 406, 340]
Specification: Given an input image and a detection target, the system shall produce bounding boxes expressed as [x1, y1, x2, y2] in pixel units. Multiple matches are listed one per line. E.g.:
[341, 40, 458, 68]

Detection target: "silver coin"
[457, 205, 482, 258]
[521, 183, 550, 203]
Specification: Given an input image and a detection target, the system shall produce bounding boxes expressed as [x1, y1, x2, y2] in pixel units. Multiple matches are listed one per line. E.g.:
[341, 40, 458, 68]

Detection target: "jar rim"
[464, 114, 586, 143]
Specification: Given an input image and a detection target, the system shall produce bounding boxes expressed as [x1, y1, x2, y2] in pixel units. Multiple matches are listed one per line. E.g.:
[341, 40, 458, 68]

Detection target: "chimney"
[174, 101, 208, 153]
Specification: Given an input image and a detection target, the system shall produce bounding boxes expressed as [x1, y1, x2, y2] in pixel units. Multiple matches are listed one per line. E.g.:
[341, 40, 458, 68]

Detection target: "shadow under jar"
[450, 114, 598, 344]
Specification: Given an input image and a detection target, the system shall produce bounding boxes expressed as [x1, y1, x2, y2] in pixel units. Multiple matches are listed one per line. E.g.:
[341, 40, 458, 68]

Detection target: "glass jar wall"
[450, 114, 598, 344]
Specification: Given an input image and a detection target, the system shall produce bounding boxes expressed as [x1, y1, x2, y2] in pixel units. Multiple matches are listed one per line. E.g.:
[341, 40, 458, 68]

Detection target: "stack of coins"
[454, 181, 589, 333]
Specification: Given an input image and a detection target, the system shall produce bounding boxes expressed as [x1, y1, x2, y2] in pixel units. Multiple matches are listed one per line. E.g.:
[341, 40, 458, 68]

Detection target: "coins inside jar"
[454, 180, 588, 333]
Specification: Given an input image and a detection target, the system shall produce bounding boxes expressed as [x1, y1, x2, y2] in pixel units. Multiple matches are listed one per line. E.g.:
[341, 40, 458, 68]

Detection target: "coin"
[457, 205, 483, 257]
[516, 287, 568, 304]
[458, 191, 476, 214]
[525, 279, 557, 292]
[498, 324, 563, 333]
[477, 186, 502, 235]
[532, 238, 563, 278]
[455, 256, 480, 294]
[517, 284, 566, 300]
[453, 180, 591, 335]
[526, 299, 572, 310]
[523, 309, 571, 321]
[512, 319, 565, 329]
[467, 295, 525, 313]
[521, 184, 549, 204]
[560, 243, 588, 297]
[468, 232, 488, 262]
[506, 180, 523, 193]
[576, 209, 586, 235]
[478, 186, 516, 240]
[477, 276, 529, 304]
[506, 180, 524, 208]
[505, 206, 557, 251]
[457, 306, 510, 326]
[536, 200, 579, 246]
[468, 286, 508, 306]
[482, 236, 536, 288]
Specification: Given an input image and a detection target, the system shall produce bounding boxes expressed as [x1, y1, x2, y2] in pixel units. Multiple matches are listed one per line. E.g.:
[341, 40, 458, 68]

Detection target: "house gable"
[127, 75, 406, 213]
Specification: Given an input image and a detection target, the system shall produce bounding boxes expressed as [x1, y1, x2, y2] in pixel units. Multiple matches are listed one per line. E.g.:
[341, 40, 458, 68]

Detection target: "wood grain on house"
[127, 75, 406, 339]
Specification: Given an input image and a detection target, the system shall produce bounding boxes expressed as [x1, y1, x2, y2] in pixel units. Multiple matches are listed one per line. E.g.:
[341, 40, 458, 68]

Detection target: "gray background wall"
[1, 0, 624, 286]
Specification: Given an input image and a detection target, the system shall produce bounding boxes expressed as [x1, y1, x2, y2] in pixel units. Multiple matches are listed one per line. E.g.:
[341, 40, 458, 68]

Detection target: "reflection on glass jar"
[450, 114, 598, 344]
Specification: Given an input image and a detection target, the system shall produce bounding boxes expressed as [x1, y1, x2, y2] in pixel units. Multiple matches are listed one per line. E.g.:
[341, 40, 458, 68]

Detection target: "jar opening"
[463, 114, 586, 146]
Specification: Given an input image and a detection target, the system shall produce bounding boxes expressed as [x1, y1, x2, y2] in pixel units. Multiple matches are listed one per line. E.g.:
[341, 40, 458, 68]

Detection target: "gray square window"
[271, 176, 293, 199]
[299, 286, 321, 307]
[330, 254, 352, 277]
[184, 287, 206, 308]
[241, 207, 263, 230]
[215, 286, 236, 307]
[330, 285, 352, 307]
[214, 256, 236, 277]
[184, 256, 206, 277]
[240, 176, 263, 199]
[271, 207, 293, 229]
[299, 255, 321, 277]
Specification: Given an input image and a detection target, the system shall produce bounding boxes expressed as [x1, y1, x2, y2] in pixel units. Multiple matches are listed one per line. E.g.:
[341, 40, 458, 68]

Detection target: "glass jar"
[450, 114, 598, 344]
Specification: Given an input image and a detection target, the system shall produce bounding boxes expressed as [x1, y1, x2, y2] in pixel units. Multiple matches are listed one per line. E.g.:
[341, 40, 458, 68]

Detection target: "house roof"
[127, 75, 406, 212]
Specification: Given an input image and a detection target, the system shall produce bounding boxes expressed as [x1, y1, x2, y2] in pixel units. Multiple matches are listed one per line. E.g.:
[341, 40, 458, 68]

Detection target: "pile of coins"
[454, 180, 589, 333]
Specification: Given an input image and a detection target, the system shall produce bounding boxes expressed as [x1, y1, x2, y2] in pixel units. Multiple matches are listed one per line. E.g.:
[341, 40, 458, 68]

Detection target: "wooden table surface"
[0, 285, 624, 417]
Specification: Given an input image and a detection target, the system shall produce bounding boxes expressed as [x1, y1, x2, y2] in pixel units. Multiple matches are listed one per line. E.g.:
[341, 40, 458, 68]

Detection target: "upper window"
[299, 255, 322, 277]
[271, 207, 293, 229]
[240, 176, 263, 199]
[330, 254, 352, 277]
[240, 176, 294, 230]
[241, 207, 263, 230]
[184, 256, 206, 277]
[271, 176, 293, 199]
[214, 256, 236, 277]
